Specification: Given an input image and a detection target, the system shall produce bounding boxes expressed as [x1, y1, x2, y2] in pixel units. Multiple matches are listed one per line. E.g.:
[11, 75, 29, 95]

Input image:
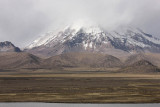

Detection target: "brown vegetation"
[1, 76, 160, 103]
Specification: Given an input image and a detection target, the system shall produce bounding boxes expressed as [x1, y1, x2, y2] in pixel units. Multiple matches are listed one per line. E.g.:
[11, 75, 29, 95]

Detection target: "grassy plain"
[0, 68, 160, 103]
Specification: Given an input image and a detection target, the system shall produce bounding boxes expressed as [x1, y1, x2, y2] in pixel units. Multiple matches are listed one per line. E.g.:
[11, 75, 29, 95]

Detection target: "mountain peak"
[0, 41, 14, 46]
[0, 41, 21, 52]
[26, 24, 160, 57]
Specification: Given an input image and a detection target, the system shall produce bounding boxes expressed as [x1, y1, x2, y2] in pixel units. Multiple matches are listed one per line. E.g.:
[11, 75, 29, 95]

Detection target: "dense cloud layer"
[0, 0, 160, 47]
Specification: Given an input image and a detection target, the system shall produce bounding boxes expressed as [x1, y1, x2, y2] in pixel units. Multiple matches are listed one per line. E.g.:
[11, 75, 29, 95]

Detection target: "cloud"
[0, 0, 51, 47]
[0, 0, 160, 47]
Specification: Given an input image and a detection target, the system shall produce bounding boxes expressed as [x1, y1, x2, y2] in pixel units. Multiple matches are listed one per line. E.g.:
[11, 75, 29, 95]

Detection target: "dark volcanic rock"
[26, 25, 160, 57]
[0, 41, 21, 52]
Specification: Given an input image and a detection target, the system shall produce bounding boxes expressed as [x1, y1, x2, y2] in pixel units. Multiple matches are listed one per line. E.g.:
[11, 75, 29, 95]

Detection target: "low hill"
[0, 52, 42, 69]
[1, 51, 160, 73]
[43, 52, 123, 68]
[121, 60, 160, 73]
[0, 52, 123, 69]
[125, 53, 160, 67]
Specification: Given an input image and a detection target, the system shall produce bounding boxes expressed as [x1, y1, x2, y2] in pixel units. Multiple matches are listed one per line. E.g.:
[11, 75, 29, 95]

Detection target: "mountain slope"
[121, 60, 160, 73]
[0, 52, 123, 69]
[0, 52, 41, 69]
[0, 41, 21, 52]
[42, 52, 123, 68]
[25, 24, 160, 57]
[125, 53, 160, 67]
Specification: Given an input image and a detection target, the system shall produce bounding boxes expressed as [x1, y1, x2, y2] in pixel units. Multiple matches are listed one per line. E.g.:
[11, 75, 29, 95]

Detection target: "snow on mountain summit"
[26, 24, 160, 57]
[27, 23, 103, 49]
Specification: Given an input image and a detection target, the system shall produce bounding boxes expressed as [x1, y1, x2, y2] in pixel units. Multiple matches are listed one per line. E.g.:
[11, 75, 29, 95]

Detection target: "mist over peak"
[0, 0, 160, 47]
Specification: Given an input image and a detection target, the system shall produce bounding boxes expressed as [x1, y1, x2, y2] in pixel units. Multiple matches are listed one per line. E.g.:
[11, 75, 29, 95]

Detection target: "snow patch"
[26, 24, 160, 52]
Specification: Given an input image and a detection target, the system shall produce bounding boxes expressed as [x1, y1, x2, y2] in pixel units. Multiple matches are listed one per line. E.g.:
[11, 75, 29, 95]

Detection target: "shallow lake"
[0, 103, 160, 107]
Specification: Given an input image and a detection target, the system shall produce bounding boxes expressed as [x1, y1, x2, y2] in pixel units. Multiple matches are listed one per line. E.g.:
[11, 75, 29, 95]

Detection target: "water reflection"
[0, 103, 159, 107]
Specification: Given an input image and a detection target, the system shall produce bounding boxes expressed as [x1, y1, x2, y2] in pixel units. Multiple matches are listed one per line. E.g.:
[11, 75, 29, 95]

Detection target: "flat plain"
[0, 69, 160, 103]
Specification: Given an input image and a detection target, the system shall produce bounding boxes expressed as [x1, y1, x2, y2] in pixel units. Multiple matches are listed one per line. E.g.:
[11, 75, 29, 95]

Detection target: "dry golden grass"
[1, 68, 160, 103]
[1, 76, 160, 103]
[0, 69, 160, 78]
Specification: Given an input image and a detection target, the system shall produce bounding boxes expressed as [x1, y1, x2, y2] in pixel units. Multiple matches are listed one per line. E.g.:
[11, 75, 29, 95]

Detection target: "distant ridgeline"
[0, 41, 21, 52]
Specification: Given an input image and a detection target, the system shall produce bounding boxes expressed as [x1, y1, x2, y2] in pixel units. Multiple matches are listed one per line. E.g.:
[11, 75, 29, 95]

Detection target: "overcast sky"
[0, 0, 160, 47]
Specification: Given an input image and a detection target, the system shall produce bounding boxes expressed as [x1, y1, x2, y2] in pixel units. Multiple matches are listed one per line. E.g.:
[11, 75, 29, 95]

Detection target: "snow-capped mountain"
[26, 24, 160, 57]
